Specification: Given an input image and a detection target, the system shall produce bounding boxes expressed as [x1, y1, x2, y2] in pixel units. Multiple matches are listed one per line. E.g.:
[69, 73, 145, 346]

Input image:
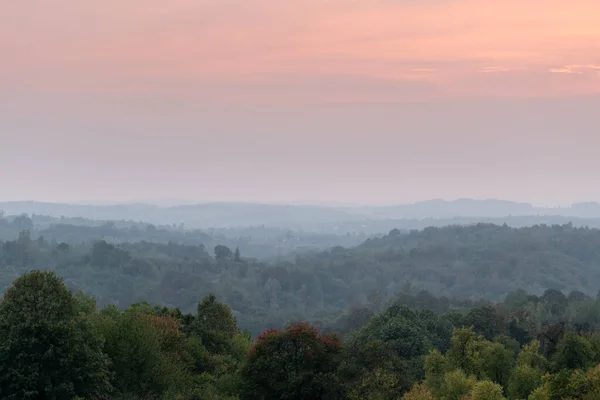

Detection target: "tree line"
[3, 270, 600, 399]
[0, 212, 369, 260]
[5, 222, 600, 336]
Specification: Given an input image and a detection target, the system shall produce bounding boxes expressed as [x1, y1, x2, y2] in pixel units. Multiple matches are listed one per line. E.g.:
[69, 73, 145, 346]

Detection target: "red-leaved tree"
[240, 322, 344, 400]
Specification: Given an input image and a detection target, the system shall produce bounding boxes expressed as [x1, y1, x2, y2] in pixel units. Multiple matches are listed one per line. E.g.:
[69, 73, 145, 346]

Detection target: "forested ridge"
[4, 219, 600, 335]
[0, 212, 369, 261]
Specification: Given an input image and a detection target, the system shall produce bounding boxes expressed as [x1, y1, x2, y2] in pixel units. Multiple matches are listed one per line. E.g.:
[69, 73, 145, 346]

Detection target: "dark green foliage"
[0, 271, 112, 400]
[192, 294, 239, 354]
[2, 270, 600, 399]
[552, 332, 597, 371]
[465, 306, 508, 340]
[476, 340, 515, 388]
[98, 307, 194, 399]
[344, 304, 457, 395]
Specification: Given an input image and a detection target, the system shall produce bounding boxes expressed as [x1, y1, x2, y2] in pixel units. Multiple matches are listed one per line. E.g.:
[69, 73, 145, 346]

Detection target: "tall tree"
[99, 307, 193, 398]
[193, 294, 239, 354]
[0, 270, 112, 400]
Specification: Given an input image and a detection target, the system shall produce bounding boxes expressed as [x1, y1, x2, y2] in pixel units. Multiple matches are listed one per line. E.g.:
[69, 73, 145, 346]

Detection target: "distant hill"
[365, 198, 536, 218]
[2, 199, 600, 229]
[0, 201, 358, 228]
[296, 222, 600, 301]
[356, 198, 600, 219]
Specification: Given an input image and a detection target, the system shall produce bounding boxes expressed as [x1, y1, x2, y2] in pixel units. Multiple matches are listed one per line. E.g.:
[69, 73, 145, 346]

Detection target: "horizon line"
[0, 197, 595, 209]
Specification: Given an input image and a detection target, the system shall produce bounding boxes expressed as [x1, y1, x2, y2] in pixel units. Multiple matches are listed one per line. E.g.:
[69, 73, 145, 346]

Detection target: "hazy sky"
[2, 0, 600, 205]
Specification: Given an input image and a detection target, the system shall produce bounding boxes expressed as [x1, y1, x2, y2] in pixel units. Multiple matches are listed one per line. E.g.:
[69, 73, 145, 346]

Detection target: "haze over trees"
[4, 207, 600, 334]
[3, 199, 600, 231]
[3, 201, 600, 398]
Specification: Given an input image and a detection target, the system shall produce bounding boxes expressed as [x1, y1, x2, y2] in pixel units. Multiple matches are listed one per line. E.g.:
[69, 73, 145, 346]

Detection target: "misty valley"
[2, 201, 600, 399]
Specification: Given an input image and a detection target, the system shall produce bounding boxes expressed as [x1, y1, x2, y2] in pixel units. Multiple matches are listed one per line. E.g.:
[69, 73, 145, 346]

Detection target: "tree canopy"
[0, 271, 112, 400]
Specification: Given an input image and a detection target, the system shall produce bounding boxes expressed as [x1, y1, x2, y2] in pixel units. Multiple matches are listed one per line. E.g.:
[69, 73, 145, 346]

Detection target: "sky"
[1, 0, 600, 206]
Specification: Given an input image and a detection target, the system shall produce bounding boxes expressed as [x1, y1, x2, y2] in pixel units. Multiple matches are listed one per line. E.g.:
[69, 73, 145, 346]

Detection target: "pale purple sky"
[1, 1, 600, 205]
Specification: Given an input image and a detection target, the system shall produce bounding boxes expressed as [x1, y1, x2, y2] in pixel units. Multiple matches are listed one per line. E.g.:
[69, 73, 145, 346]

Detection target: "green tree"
[507, 340, 546, 399]
[346, 368, 400, 400]
[552, 332, 595, 371]
[540, 369, 579, 399]
[402, 383, 435, 400]
[578, 364, 600, 399]
[516, 340, 547, 371]
[527, 385, 549, 400]
[509, 364, 544, 400]
[446, 327, 485, 377]
[465, 306, 507, 340]
[440, 370, 476, 400]
[476, 340, 515, 388]
[424, 348, 450, 396]
[470, 380, 506, 400]
[0, 270, 112, 400]
[339, 339, 401, 400]
[193, 294, 239, 354]
[99, 307, 192, 399]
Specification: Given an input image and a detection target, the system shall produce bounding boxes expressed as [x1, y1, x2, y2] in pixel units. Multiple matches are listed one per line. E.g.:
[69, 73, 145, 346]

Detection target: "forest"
[0, 212, 370, 260]
[3, 215, 600, 334]
[4, 213, 600, 398]
[3, 269, 600, 399]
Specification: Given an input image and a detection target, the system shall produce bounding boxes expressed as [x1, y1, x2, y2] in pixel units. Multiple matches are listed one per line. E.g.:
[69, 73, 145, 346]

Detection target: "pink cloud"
[481, 67, 525, 73]
[2, 0, 600, 102]
[549, 65, 600, 74]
